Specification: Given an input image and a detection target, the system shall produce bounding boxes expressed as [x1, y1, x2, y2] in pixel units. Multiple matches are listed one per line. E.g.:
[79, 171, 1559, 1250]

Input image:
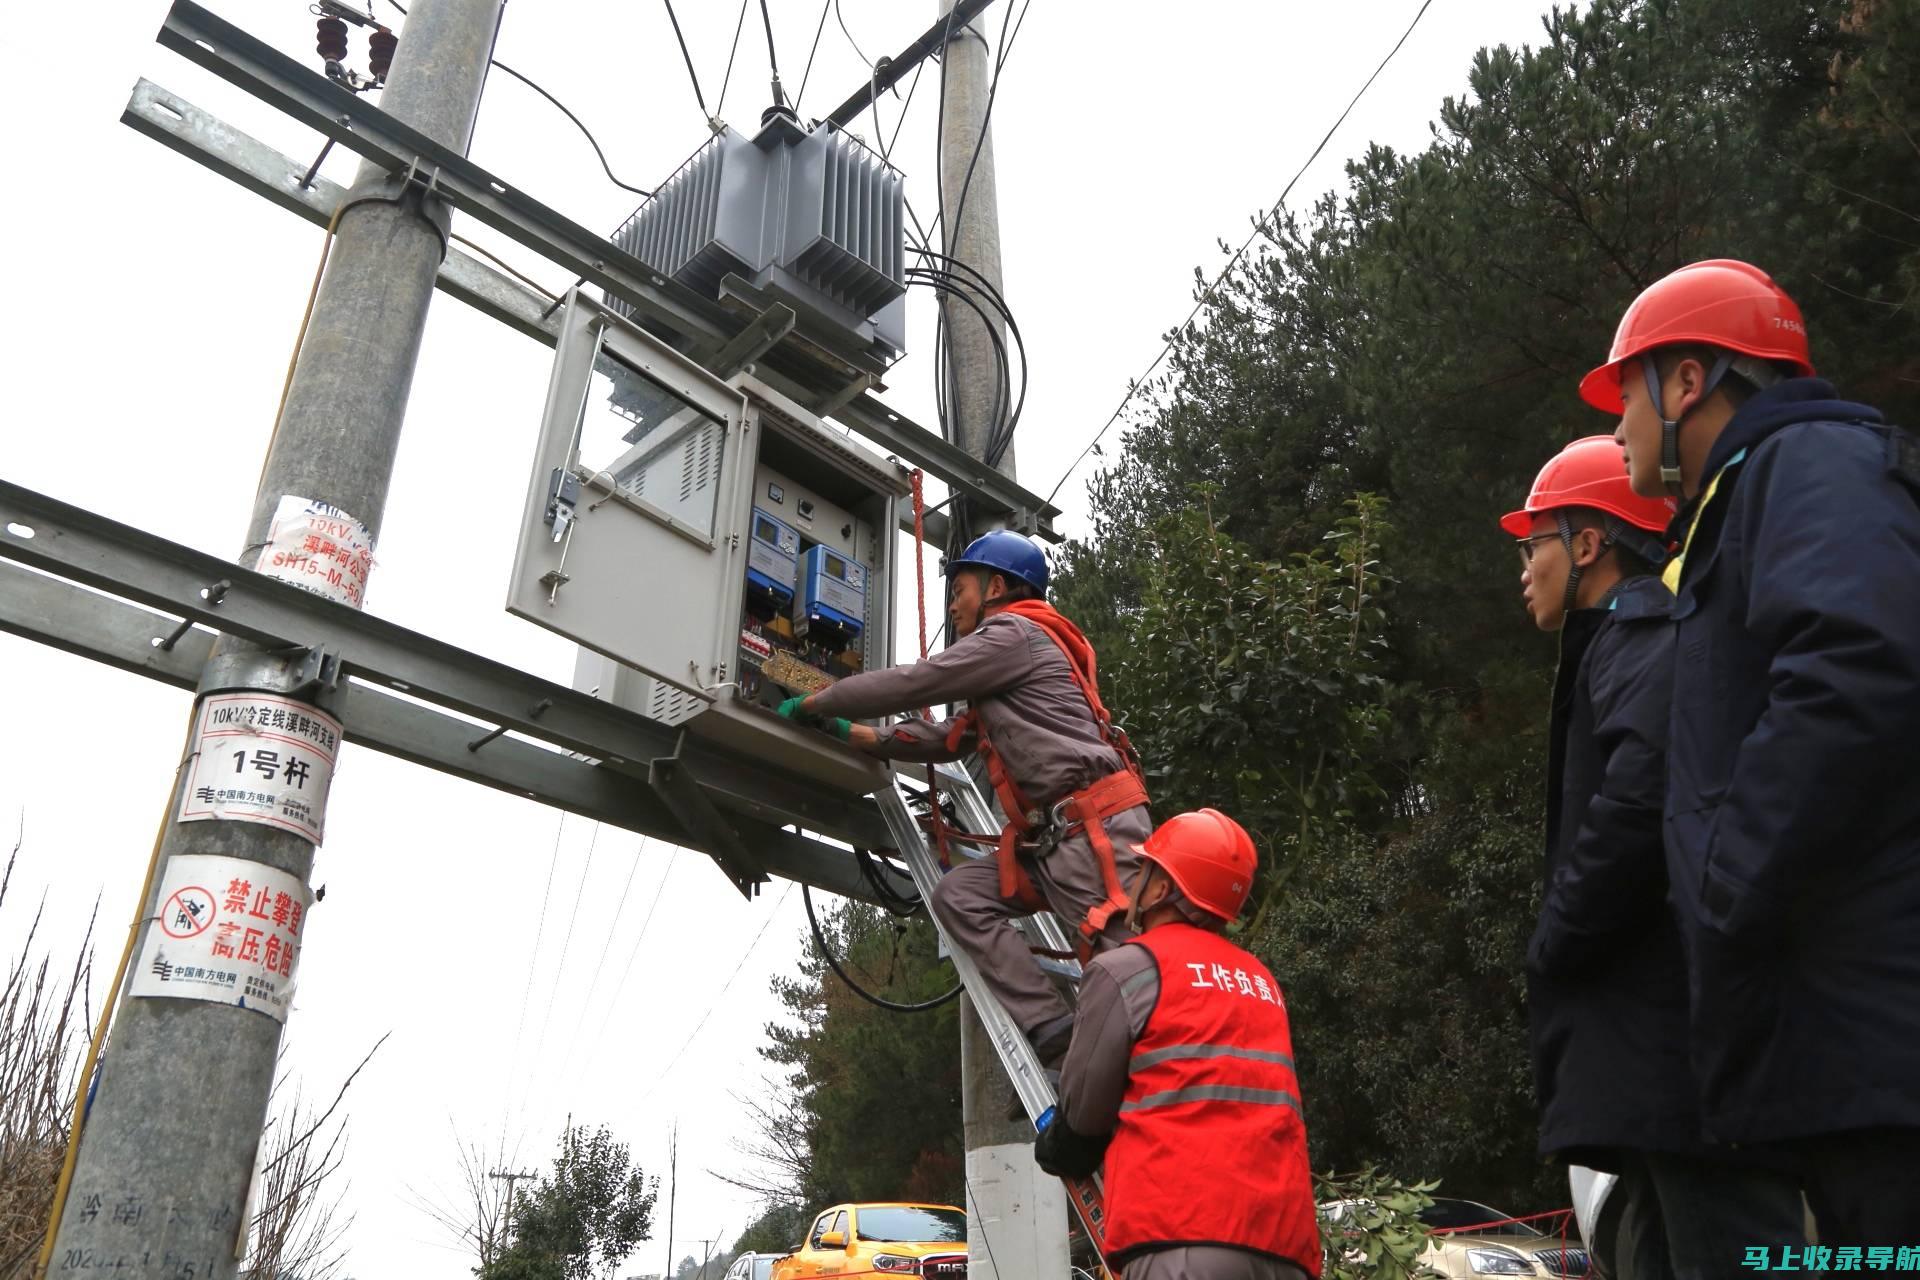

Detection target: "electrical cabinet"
[508, 291, 907, 795]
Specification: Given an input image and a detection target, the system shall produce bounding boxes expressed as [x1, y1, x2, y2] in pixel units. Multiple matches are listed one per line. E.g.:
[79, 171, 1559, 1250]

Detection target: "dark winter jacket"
[1528, 574, 1701, 1167]
[1665, 378, 1920, 1144]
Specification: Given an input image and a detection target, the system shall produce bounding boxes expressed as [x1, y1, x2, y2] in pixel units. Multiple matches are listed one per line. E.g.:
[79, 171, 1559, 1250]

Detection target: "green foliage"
[732, 1203, 808, 1257]
[1316, 1169, 1442, 1280]
[1109, 491, 1393, 928]
[1059, 0, 1920, 1210]
[479, 1124, 657, 1280]
[752, 901, 963, 1211]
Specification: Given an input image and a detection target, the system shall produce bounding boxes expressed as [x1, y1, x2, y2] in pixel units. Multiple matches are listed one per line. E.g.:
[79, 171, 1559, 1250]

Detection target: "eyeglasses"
[1515, 533, 1560, 566]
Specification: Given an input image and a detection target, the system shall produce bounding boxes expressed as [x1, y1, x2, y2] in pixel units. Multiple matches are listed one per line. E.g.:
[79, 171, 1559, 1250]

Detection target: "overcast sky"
[3, 0, 1559, 1273]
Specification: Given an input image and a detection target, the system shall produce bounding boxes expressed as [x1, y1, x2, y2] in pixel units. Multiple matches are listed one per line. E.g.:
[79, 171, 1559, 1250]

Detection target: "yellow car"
[770, 1202, 967, 1278]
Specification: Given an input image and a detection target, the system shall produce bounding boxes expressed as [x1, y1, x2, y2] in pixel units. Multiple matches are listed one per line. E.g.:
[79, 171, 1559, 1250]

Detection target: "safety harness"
[940, 600, 1151, 949]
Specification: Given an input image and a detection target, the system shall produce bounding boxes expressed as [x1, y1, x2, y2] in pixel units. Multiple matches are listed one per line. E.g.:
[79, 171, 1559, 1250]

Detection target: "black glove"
[1033, 1114, 1110, 1179]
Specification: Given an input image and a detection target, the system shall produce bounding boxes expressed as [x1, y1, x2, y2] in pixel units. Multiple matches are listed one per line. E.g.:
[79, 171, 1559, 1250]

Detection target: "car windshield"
[854, 1206, 967, 1243]
[1418, 1199, 1542, 1238]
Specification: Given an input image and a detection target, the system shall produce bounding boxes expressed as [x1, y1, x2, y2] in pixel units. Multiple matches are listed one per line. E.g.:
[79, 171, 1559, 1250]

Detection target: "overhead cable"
[758, 0, 787, 107]
[383, 0, 653, 195]
[715, 0, 752, 122]
[662, 0, 711, 119]
[1044, 0, 1441, 508]
[803, 883, 962, 1013]
[793, 0, 833, 114]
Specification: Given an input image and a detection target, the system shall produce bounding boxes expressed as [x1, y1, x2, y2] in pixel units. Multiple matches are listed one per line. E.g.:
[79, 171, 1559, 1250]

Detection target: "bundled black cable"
[803, 883, 961, 1014]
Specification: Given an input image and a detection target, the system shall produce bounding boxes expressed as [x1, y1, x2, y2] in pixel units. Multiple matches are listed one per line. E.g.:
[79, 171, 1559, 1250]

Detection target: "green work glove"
[776, 695, 818, 724]
[825, 717, 853, 743]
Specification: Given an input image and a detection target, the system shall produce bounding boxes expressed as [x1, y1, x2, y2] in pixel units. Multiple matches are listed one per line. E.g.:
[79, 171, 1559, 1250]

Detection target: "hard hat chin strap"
[1641, 351, 1735, 493]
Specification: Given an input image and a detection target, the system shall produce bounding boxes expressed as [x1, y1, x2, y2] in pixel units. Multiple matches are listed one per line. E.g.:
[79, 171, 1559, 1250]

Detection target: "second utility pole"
[45, 2, 502, 1277]
[935, 3, 1070, 1277]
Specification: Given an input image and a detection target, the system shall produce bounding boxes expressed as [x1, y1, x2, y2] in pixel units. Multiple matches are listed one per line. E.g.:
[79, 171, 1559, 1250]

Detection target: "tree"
[1055, 0, 1920, 1207]
[750, 901, 963, 1210]
[480, 1123, 658, 1280]
[731, 1202, 807, 1257]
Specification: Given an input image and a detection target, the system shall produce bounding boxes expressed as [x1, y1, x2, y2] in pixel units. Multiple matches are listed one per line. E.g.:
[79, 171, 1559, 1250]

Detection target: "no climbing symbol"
[160, 885, 215, 939]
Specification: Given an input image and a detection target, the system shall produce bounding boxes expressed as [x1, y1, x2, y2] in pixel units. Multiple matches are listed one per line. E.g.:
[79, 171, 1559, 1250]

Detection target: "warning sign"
[256, 495, 374, 609]
[178, 693, 341, 844]
[131, 854, 312, 1023]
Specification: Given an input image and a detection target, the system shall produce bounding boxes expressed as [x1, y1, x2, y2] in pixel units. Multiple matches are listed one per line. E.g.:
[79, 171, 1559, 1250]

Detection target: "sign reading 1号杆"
[178, 692, 342, 843]
[131, 854, 313, 1022]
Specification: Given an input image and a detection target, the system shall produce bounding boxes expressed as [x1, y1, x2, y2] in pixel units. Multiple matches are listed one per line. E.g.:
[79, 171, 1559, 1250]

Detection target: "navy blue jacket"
[1528, 574, 1700, 1166]
[1666, 378, 1920, 1143]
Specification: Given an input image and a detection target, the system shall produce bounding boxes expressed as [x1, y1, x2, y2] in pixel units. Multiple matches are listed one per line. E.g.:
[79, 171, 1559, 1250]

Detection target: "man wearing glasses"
[1504, 437, 1802, 1277]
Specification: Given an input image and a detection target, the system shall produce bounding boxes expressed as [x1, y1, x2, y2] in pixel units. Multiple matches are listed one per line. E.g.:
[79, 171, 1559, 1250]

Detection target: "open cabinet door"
[508, 291, 751, 704]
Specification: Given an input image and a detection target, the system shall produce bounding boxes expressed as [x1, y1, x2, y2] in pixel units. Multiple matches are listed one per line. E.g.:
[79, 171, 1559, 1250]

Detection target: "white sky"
[1, 0, 1557, 1273]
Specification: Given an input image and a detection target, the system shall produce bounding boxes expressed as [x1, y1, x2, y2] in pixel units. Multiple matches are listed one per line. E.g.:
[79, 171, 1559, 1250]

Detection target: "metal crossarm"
[873, 770, 1111, 1263]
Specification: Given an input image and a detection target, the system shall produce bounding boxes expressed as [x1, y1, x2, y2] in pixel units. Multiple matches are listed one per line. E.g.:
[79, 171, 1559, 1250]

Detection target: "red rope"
[1428, 1208, 1577, 1237]
[909, 471, 952, 870]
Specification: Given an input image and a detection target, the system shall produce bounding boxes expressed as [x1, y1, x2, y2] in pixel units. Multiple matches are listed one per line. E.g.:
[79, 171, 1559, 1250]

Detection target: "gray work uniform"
[808, 612, 1150, 1032]
[1061, 946, 1314, 1280]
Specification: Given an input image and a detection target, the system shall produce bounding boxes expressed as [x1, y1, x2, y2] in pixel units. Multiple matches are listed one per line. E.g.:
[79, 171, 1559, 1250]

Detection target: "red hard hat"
[1499, 435, 1675, 538]
[1138, 809, 1258, 922]
[1578, 260, 1814, 413]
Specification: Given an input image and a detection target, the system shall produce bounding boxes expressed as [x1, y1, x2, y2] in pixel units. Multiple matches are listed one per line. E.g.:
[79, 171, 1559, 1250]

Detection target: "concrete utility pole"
[490, 1168, 539, 1240]
[936, 4, 1069, 1277]
[47, 3, 503, 1277]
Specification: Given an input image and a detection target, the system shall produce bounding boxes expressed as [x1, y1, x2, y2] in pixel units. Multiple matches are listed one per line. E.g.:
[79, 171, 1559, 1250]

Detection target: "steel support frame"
[139, 3, 1060, 538]
[0, 483, 917, 904]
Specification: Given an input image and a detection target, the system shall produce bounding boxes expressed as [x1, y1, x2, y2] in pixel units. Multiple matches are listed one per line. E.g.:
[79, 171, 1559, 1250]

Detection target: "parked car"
[1323, 1196, 1590, 1277]
[1417, 1198, 1590, 1278]
[722, 1252, 780, 1280]
[769, 1202, 967, 1279]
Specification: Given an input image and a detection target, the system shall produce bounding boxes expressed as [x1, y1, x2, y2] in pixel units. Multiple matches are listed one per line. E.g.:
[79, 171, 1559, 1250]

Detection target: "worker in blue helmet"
[781, 529, 1153, 1071]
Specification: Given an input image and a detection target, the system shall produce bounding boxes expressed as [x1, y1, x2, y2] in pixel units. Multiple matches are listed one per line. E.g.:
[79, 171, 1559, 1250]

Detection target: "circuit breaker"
[508, 290, 906, 795]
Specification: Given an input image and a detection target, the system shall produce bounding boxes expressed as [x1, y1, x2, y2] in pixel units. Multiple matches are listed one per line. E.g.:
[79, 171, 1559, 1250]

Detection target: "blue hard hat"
[948, 530, 1049, 596]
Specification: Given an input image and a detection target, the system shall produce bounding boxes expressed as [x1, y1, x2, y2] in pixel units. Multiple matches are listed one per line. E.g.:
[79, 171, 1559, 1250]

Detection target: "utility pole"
[46, 3, 503, 1277]
[489, 1168, 539, 1243]
[663, 1123, 678, 1280]
[936, 3, 1070, 1277]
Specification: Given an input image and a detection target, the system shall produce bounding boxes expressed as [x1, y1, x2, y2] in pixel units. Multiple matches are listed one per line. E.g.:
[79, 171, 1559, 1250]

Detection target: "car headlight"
[870, 1254, 920, 1273]
[1467, 1248, 1538, 1275]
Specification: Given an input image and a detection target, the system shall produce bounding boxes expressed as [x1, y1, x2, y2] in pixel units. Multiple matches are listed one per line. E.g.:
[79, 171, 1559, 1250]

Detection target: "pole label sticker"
[178, 693, 341, 844]
[131, 854, 313, 1023]
[256, 495, 374, 609]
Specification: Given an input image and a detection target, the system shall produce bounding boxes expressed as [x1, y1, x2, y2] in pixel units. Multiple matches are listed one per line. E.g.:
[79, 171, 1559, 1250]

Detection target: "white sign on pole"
[131, 854, 313, 1023]
[178, 693, 341, 844]
[255, 495, 374, 609]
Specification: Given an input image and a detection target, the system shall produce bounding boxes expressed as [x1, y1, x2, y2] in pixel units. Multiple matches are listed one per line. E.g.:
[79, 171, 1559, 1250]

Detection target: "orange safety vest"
[942, 600, 1151, 945]
[1103, 923, 1321, 1275]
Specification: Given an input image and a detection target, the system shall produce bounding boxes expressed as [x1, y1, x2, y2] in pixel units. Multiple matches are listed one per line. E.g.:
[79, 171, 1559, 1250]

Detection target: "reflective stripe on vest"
[1129, 1043, 1296, 1071]
[1121, 1084, 1303, 1114]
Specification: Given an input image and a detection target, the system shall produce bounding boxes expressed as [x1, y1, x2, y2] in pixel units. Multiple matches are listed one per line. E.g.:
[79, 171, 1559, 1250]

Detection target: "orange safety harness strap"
[940, 599, 1152, 943]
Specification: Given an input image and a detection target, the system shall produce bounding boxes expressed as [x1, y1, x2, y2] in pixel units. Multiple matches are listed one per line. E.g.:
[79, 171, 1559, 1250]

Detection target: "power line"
[550, 829, 648, 1078]
[714, 0, 752, 122]
[758, 0, 786, 107]
[834, 0, 874, 70]
[647, 883, 795, 1090]
[1043, 0, 1441, 509]
[503, 812, 567, 1115]
[572, 843, 680, 1079]
[662, 0, 710, 120]
[518, 820, 602, 1116]
[382, 1, 652, 196]
[793, 0, 833, 115]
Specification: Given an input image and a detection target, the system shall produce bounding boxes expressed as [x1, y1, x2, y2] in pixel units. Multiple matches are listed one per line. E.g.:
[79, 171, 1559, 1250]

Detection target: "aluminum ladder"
[874, 762, 1112, 1264]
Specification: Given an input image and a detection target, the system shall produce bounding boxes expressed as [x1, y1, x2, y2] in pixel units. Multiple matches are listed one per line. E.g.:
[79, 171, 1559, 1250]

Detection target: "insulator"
[315, 16, 349, 63]
[368, 28, 397, 82]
